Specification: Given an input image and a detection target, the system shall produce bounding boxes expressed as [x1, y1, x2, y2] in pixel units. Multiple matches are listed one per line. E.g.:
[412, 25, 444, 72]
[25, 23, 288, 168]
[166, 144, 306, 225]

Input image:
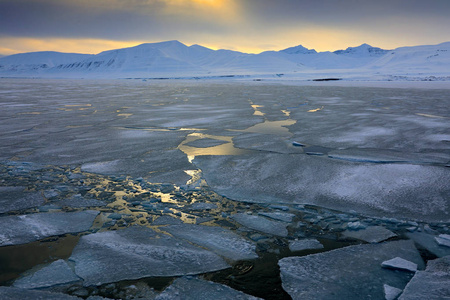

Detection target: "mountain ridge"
[1, 40, 449, 79]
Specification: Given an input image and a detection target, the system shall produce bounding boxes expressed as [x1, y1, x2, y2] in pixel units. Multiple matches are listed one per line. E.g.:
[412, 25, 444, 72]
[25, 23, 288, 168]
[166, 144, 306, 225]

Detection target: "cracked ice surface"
[162, 223, 258, 261]
[0, 210, 99, 246]
[69, 226, 230, 286]
[0, 186, 45, 214]
[156, 277, 262, 300]
[278, 240, 424, 300]
[195, 154, 450, 222]
[13, 259, 80, 289]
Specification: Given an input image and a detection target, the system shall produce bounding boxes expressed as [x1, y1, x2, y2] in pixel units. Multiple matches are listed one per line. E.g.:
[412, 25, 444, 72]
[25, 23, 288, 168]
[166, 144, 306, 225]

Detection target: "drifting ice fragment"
[399, 256, 450, 300]
[13, 259, 80, 289]
[288, 239, 323, 252]
[69, 226, 230, 286]
[162, 223, 258, 261]
[342, 226, 397, 243]
[383, 284, 402, 300]
[0, 210, 99, 246]
[278, 240, 423, 299]
[381, 257, 418, 272]
[156, 277, 262, 300]
[0, 286, 79, 299]
[232, 213, 288, 237]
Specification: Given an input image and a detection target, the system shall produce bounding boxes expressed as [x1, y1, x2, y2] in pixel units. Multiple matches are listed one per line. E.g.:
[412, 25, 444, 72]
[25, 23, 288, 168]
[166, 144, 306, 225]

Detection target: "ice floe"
[231, 213, 288, 237]
[342, 226, 397, 243]
[0, 210, 99, 246]
[278, 240, 424, 299]
[69, 226, 230, 286]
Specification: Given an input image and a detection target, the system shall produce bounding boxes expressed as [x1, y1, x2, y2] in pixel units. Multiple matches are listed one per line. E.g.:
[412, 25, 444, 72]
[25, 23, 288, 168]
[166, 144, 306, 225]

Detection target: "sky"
[0, 0, 449, 56]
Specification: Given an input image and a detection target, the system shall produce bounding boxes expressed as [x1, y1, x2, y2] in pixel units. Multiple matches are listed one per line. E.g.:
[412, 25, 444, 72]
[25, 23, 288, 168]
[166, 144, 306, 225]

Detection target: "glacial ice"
[231, 213, 289, 237]
[13, 259, 80, 289]
[0, 210, 99, 246]
[69, 226, 230, 286]
[399, 256, 450, 300]
[156, 277, 262, 300]
[162, 223, 258, 261]
[278, 240, 424, 299]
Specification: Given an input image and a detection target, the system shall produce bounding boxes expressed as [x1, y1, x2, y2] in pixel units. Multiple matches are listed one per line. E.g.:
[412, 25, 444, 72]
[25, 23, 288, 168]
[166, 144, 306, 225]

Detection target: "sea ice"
[278, 240, 424, 299]
[13, 259, 80, 289]
[69, 226, 230, 286]
[0, 210, 99, 246]
[195, 153, 450, 222]
[231, 213, 288, 237]
[58, 194, 107, 208]
[156, 277, 262, 300]
[258, 212, 296, 223]
[288, 239, 324, 252]
[435, 236, 450, 248]
[0, 286, 79, 299]
[162, 223, 258, 261]
[406, 232, 450, 258]
[381, 257, 418, 272]
[342, 226, 397, 243]
[0, 186, 45, 214]
[399, 256, 450, 300]
[383, 284, 403, 300]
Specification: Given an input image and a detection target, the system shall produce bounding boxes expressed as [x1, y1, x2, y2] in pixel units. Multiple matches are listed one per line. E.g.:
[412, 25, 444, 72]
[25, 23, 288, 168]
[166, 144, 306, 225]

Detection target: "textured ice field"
[0, 78, 449, 222]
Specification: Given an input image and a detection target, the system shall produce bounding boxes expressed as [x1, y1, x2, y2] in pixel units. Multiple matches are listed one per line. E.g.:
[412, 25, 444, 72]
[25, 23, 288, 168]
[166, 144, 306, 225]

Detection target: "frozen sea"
[0, 78, 449, 299]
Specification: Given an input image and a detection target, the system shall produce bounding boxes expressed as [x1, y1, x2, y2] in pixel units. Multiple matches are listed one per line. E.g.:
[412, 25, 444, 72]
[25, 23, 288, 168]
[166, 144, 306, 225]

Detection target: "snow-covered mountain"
[0, 40, 449, 79]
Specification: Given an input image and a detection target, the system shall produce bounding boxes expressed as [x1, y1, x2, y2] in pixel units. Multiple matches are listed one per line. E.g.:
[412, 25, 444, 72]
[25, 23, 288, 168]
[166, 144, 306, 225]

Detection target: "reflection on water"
[416, 113, 446, 119]
[307, 106, 324, 112]
[230, 119, 296, 136]
[178, 133, 249, 163]
[281, 110, 291, 117]
[251, 105, 265, 116]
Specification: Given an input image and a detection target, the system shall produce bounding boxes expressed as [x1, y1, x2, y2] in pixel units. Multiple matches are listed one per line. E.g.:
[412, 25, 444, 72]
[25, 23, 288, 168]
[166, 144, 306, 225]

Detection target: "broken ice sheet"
[341, 226, 397, 243]
[156, 277, 262, 300]
[381, 257, 418, 272]
[162, 223, 258, 261]
[69, 226, 230, 286]
[13, 259, 80, 289]
[288, 239, 324, 252]
[278, 240, 424, 300]
[0, 286, 79, 299]
[231, 213, 288, 237]
[0, 186, 45, 214]
[0, 210, 99, 246]
[399, 256, 450, 300]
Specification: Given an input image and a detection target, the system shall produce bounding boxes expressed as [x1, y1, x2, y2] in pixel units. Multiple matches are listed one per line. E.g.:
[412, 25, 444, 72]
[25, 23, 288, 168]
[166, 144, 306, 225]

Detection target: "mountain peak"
[280, 45, 317, 55]
[334, 44, 388, 56]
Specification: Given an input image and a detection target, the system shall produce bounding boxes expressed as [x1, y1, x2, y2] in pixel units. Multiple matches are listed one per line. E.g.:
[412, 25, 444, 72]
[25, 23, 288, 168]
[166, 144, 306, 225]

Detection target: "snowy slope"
[0, 41, 449, 79]
[0, 52, 93, 74]
[367, 42, 450, 73]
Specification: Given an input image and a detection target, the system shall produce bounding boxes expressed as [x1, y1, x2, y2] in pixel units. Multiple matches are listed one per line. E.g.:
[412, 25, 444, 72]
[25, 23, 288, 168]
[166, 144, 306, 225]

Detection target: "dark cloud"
[0, 0, 230, 40]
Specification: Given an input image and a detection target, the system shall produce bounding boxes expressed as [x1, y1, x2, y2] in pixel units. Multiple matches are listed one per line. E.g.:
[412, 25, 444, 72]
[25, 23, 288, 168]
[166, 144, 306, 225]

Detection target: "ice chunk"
[13, 259, 80, 289]
[342, 226, 397, 243]
[435, 236, 450, 248]
[152, 215, 184, 225]
[162, 223, 258, 261]
[188, 202, 218, 211]
[406, 232, 450, 258]
[156, 277, 261, 299]
[382, 257, 418, 272]
[384, 284, 402, 300]
[58, 194, 107, 208]
[258, 212, 295, 223]
[231, 213, 288, 237]
[278, 240, 424, 299]
[0, 186, 45, 213]
[0, 286, 79, 299]
[69, 226, 230, 286]
[0, 210, 99, 246]
[288, 239, 323, 252]
[399, 256, 450, 300]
